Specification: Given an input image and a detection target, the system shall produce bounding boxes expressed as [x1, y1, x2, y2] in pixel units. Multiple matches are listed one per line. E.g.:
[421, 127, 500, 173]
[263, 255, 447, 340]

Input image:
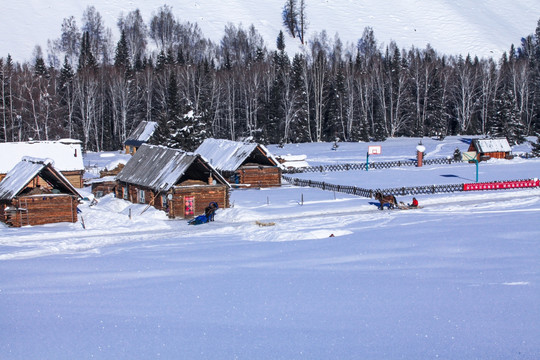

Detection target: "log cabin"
[195, 138, 283, 187]
[0, 139, 84, 188]
[115, 144, 230, 219]
[124, 121, 158, 155]
[467, 138, 513, 161]
[0, 157, 82, 227]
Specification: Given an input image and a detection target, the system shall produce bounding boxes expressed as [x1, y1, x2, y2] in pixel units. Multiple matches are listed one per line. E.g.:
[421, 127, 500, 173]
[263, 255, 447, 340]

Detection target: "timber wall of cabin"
[91, 181, 117, 197]
[1, 195, 78, 227]
[116, 182, 229, 219]
[238, 166, 281, 187]
[168, 185, 229, 219]
[62, 171, 84, 188]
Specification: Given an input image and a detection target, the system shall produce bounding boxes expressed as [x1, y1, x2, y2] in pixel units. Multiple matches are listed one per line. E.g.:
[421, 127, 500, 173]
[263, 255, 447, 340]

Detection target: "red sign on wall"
[463, 179, 539, 191]
[184, 196, 194, 216]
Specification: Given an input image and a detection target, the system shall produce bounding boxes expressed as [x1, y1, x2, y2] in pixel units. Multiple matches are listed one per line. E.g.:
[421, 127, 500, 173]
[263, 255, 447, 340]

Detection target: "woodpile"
[100, 163, 125, 177]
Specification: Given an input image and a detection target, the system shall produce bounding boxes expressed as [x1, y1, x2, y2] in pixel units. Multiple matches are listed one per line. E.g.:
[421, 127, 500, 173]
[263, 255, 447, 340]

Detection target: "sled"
[397, 202, 423, 210]
[187, 202, 219, 225]
[188, 214, 209, 225]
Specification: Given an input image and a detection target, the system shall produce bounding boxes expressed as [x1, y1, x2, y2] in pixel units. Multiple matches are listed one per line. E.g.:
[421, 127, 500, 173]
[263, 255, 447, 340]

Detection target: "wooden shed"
[124, 121, 158, 155]
[468, 138, 513, 161]
[0, 157, 82, 227]
[0, 139, 84, 188]
[195, 138, 283, 187]
[115, 144, 230, 219]
[87, 176, 117, 198]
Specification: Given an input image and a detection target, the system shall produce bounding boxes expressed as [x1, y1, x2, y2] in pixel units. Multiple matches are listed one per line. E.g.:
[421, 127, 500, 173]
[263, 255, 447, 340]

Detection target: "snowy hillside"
[3, 0, 540, 63]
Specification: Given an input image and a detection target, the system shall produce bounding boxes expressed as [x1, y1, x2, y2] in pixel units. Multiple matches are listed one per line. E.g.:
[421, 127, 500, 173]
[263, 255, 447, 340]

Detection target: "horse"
[374, 192, 398, 210]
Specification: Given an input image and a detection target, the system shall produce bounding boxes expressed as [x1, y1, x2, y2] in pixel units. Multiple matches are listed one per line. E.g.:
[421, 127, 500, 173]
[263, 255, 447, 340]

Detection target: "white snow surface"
[1, 136, 539, 359]
[0, 140, 84, 173]
[3, 0, 540, 63]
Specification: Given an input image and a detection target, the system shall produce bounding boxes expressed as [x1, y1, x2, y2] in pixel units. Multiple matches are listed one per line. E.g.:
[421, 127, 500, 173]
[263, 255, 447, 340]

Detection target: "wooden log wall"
[61, 171, 84, 188]
[238, 166, 281, 187]
[169, 185, 229, 219]
[91, 181, 117, 197]
[2, 195, 78, 227]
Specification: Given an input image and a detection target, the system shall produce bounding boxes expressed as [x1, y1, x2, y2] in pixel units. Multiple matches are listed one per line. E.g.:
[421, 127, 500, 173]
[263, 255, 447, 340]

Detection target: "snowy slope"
[3, 0, 540, 63]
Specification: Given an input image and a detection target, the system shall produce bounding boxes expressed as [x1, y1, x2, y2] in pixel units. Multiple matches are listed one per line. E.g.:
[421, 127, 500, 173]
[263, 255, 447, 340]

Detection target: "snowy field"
[1, 137, 539, 359]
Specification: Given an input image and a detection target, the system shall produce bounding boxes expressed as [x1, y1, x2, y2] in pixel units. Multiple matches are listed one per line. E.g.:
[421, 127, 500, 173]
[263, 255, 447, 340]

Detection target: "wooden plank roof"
[195, 138, 281, 172]
[124, 121, 158, 147]
[471, 138, 512, 153]
[0, 157, 82, 200]
[116, 144, 229, 192]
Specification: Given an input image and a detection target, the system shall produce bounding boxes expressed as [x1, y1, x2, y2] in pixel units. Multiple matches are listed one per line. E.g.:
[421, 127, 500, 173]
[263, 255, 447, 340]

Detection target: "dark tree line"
[1, 5, 540, 152]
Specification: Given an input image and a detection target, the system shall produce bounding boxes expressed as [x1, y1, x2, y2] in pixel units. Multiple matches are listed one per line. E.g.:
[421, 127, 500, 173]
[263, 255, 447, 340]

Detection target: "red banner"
[463, 179, 540, 191]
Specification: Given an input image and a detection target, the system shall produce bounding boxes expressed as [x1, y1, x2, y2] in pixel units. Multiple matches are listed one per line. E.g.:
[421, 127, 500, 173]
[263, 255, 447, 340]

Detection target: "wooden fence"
[283, 157, 459, 174]
[282, 175, 538, 198]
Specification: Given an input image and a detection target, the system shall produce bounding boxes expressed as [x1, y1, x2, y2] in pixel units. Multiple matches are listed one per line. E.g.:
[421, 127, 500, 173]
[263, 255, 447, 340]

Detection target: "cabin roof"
[0, 139, 84, 173]
[471, 138, 512, 153]
[0, 157, 82, 200]
[116, 144, 229, 192]
[195, 138, 281, 172]
[124, 121, 158, 147]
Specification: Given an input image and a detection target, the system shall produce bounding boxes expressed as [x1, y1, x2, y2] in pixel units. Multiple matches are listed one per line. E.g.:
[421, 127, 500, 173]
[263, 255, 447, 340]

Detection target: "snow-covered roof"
[195, 138, 281, 172]
[472, 138, 512, 153]
[116, 144, 229, 192]
[0, 139, 84, 173]
[124, 121, 158, 146]
[0, 157, 81, 200]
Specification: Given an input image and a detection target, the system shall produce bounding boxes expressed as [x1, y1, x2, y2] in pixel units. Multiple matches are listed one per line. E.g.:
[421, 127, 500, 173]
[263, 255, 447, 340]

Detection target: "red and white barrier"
[463, 178, 540, 191]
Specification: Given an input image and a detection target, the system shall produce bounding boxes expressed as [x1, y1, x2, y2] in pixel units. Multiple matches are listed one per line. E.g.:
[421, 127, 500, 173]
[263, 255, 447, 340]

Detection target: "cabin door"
[184, 196, 194, 217]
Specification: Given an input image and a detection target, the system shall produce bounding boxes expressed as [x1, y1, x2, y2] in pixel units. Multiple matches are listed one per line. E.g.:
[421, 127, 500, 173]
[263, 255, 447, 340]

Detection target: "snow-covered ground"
[1, 137, 539, 359]
[4, 0, 540, 63]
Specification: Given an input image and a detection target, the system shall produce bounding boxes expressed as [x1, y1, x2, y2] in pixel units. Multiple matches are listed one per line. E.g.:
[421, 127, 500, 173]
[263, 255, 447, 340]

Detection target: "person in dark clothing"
[204, 202, 218, 221]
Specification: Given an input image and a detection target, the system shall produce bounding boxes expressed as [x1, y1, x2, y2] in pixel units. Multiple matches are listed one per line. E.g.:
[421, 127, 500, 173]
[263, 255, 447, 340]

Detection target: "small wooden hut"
[0, 139, 85, 188]
[195, 138, 283, 187]
[116, 144, 230, 219]
[124, 121, 158, 155]
[468, 138, 512, 161]
[0, 157, 82, 227]
[87, 176, 117, 198]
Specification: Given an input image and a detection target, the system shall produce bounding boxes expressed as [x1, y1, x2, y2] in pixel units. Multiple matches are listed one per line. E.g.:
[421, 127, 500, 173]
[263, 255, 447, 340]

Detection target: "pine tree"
[78, 31, 97, 71]
[531, 133, 540, 157]
[493, 87, 526, 144]
[166, 73, 188, 149]
[288, 54, 311, 142]
[282, 0, 297, 39]
[155, 50, 167, 72]
[114, 29, 131, 71]
[34, 56, 48, 78]
[277, 31, 285, 52]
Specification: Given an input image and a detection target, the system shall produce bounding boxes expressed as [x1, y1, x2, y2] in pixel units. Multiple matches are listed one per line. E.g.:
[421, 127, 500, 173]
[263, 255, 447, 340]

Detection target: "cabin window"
[123, 186, 128, 200]
[162, 195, 168, 209]
[95, 191, 104, 198]
[139, 189, 145, 204]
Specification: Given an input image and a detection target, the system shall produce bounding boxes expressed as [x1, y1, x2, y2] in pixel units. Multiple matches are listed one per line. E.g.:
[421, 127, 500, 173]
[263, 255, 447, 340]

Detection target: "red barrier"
[463, 179, 540, 191]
